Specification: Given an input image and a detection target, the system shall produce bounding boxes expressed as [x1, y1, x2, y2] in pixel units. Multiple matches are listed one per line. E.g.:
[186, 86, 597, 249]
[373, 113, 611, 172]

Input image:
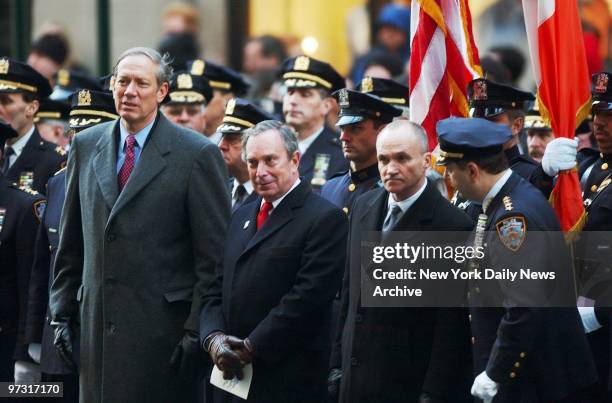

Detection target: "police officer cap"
[163, 71, 213, 105]
[468, 78, 534, 118]
[50, 68, 101, 101]
[0, 57, 52, 97]
[357, 76, 409, 106]
[186, 59, 250, 96]
[35, 98, 70, 122]
[591, 71, 612, 112]
[523, 100, 551, 131]
[436, 117, 512, 165]
[0, 120, 18, 142]
[281, 55, 345, 93]
[333, 88, 401, 126]
[217, 98, 274, 134]
[68, 89, 118, 130]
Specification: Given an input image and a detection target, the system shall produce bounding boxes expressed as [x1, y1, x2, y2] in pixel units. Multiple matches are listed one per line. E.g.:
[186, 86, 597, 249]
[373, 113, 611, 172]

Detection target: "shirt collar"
[387, 178, 428, 213]
[233, 178, 254, 197]
[482, 169, 513, 213]
[350, 163, 380, 183]
[261, 178, 301, 209]
[10, 125, 35, 157]
[298, 126, 324, 154]
[119, 118, 155, 150]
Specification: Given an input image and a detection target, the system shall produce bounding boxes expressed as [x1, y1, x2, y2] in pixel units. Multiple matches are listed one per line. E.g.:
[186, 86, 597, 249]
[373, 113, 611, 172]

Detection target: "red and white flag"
[409, 0, 482, 150]
[522, 0, 590, 232]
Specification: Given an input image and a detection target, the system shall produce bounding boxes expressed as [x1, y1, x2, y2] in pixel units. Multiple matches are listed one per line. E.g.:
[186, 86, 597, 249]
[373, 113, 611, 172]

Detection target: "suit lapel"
[360, 188, 388, 231]
[93, 122, 120, 210]
[109, 113, 171, 220]
[393, 181, 437, 231]
[242, 181, 309, 255]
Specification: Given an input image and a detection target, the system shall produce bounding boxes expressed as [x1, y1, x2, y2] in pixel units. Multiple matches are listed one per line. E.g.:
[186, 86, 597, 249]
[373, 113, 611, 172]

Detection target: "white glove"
[14, 360, 41, 383]
[471, 371, 498, 403]
[578, 306, 603, 333]
[541, 137, 578, 177]
[28, 343, 41, 364]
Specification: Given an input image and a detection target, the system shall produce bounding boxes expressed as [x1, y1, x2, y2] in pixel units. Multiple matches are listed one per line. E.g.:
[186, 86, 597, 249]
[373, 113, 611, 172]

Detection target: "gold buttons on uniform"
[602, 163, 609, 170]
[592, 185, 598, 192]
[348, 183, 356, 192]
[520, 352, 526, 358]
[510, 372, 516, 379]
[342, 207, 349, 214]
[514, 362, 520, 368]
[471, 336, 475, 344]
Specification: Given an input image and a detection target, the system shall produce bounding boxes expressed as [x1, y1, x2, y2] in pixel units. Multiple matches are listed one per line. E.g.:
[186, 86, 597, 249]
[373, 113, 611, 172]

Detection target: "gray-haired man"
[49, 47, 231, 403]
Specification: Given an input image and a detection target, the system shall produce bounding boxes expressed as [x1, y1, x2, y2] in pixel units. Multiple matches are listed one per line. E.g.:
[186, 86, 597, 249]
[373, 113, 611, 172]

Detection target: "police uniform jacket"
[25, 169, 74, 374]
[298, 126, 348, 186]
[470, 172, 596, 402]
[320, 163, 380, 215]
[200, 180, 347, 403]
[0, 174, 45, 364]
[331, 180, 474, 403]
[48, 113, 231, 403]
[4, 128, 66, 194]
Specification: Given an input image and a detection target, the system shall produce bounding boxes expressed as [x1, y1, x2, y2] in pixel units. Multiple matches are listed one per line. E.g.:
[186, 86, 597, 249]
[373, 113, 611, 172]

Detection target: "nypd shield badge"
[33, 200, 46, 223]
[496, 216, 526, 252]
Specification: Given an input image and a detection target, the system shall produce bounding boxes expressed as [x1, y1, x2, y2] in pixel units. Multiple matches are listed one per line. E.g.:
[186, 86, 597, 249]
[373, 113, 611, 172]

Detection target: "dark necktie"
[232, 184, 248, 212]
[382, 204, 402, 232]
[2, 146, 15, 173]
[118, 135, 136, 192]
[256, 201, 273, 230]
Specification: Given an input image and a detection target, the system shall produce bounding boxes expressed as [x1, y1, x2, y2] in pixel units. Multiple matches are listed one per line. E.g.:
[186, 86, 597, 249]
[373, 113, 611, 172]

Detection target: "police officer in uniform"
[186, 59, 250, 143]
[321, 88, 400, 215]
[25, 89, 118, 402]
[281, 55, 349, 188]
[0, 120, 47, 382]
[438, 117, 597, 403]
[161, 70, 212, 137]
[35, 98, 71, 150]
[0, 57, 66, 194]
[216, 97, 273, 212]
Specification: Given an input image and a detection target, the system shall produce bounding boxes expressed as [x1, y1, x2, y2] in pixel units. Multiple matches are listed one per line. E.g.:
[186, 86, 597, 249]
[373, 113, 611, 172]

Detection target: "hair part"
[242, 120, 299, 161]
[112, 47, 173, 86]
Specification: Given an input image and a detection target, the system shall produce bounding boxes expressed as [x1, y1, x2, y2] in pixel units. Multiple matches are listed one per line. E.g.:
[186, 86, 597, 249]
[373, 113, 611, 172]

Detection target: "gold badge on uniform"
[177, 73, 193, 89]
[294, 56, 310, 71]
[496, 216, 526, 252]
[78, 90, 92, 106]
[190, 59, 205, 76]
[0, 58, 8, 75]
[338, 89, 349, 108]
[225, 98, 236, 115]
[19, 172, 34, 189]
[361, 76, 374, 93]
[58, 69, 70, 87]
[311, 153, 331, 187]
[596, 73, 609, 93]
[473, 80, 487, 100]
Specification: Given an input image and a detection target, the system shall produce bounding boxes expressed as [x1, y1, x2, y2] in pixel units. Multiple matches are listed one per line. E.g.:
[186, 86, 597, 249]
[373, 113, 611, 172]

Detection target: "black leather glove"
[169, 331, 205, 380]
[207, 333, 246, 380]
[328, 368, 342, 401]
[50, 318, 77, 372]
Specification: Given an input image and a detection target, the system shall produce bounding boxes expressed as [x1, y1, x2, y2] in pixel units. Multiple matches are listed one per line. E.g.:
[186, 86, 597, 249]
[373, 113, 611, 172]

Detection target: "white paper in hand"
[210, 364, 253, 400]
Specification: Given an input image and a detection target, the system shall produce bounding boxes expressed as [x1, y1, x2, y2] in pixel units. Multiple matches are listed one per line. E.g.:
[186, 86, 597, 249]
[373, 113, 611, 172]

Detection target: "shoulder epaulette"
[18, 185, 40, 196]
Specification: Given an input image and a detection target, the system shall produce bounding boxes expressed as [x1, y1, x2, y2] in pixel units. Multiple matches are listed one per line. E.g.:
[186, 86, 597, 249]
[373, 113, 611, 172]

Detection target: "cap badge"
[78, 89, 92, 106]
[338, 89, 349, 108]
[190, 59, 205, 76]
[361, 76, 373, 93]
[294, 56, 310, 71]
[58, 69, 70, 87]
[0, 59, 9, 75]
[177, 73, 193, 89]
[225, 98, 236, 115]
[473, 80, 487, 100]
[595, 73, 609, 94]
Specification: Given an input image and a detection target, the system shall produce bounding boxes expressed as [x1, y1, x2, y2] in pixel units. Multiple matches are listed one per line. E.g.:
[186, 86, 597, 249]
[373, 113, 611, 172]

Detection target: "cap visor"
[336, 115, 364, 126]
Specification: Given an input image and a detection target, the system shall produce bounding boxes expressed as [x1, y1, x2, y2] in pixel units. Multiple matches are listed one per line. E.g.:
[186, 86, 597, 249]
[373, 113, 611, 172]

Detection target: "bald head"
[376, 120, 431, 201]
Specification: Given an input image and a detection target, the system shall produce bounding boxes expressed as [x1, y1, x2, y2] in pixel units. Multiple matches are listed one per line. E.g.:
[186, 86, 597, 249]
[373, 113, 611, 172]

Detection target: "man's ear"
[25, 99, 40, 118]
[467, 161, 480, 181]
[511, 116, 525, 136]
[321, 96, 334, 117]
[157, 82, 169, 103]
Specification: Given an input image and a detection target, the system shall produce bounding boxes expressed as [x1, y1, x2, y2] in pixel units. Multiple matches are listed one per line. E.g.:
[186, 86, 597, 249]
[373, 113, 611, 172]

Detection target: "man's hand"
[14, 361, 41, 382]
[169, 331, 205, 380]
[327, 368, 342, 401]
[207, 333, 246, 380]
[50, 318, 77, 371]
[542, 137, 578, 177]
[471, 371, 498, 403]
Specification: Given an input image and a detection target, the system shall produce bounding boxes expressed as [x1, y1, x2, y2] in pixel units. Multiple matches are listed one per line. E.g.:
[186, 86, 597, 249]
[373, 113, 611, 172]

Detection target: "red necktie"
[118, 135, 136, 191]
[256, 201, 273, 230]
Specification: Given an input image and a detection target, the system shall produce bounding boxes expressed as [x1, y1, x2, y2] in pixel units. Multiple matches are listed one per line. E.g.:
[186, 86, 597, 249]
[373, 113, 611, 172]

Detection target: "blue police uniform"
[320, 164, 380, 215]
[437, 117, 597, 402]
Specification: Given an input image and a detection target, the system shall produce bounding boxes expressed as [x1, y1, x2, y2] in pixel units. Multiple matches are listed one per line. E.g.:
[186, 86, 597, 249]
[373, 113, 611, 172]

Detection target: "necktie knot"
[257, 201, 273, 230]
